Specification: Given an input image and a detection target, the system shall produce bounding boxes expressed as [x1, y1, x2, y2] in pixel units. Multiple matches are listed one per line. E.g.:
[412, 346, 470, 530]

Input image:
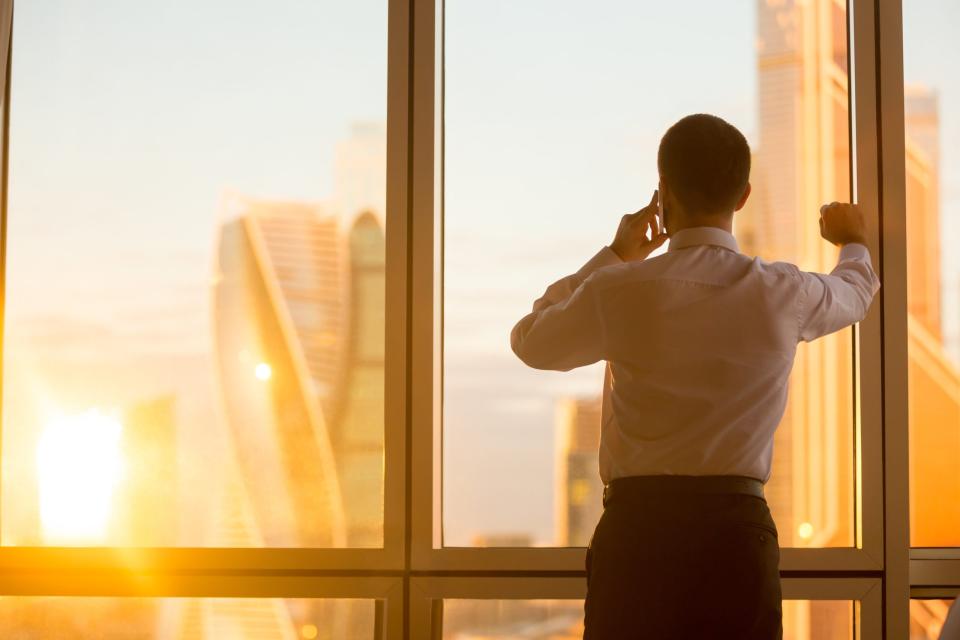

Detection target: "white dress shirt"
[511, 226, 880, 483]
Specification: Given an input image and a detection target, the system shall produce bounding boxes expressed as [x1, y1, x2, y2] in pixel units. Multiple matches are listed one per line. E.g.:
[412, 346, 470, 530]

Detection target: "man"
[510, 113, 880, 639]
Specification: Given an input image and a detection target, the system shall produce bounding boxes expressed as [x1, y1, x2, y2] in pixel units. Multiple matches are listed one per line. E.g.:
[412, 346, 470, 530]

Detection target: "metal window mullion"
[849, 0, 886, 572]
[409, 0, 440, 573]
[0, 0, 13, 549]
[383, 0, 414, 573]
[872, 0, 912, 635]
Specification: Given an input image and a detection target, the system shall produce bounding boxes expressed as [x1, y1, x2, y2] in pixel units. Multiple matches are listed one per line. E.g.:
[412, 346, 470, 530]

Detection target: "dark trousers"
[583, 478, 783, 639]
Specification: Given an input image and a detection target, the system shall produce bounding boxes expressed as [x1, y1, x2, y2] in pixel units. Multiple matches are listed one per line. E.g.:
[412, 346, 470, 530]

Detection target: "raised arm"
[799, 202, 881, 341]
[511, 191, 668, 370]
[510, 247, 621, 370]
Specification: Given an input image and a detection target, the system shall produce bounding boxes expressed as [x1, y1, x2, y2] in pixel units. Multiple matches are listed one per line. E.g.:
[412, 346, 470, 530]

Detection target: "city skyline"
[0, 0, 957, 636]
[2, 0, 958, 553]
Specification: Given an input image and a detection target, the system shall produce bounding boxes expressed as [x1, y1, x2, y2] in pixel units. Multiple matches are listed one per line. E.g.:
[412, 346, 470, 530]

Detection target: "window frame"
[415, 0, 887, 573]
[408, 576, 882, 638]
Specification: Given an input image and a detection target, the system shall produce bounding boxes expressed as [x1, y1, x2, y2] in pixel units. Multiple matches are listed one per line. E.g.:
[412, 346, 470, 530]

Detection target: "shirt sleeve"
[798, 243, 881, 342]
[510, 246, 622, 371]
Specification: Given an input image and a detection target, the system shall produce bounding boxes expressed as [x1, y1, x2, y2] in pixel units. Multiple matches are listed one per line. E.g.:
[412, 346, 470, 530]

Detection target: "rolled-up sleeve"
[510, 247, 621, 371]
[798, 243, 881, 342]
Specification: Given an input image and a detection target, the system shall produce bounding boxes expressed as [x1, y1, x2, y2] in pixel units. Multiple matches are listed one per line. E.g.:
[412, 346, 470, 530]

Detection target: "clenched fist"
[819, 202, 868, 247]
[610, 190, 669, 262]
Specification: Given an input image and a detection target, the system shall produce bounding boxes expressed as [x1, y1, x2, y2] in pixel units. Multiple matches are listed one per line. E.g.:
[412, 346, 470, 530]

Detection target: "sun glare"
[255, 362, 272, 381]
[36, 410, 125, 544]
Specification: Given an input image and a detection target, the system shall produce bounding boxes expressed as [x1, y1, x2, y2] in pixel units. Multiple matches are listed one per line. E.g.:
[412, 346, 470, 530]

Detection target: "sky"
[3, 0, 959, 547]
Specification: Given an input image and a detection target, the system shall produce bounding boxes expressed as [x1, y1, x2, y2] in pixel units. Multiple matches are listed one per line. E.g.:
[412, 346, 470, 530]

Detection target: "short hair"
[657, 114, 751, 215]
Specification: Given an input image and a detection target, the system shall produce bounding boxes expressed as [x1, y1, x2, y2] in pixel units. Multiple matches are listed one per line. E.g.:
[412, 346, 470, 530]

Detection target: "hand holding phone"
[609, 190, 669, 262]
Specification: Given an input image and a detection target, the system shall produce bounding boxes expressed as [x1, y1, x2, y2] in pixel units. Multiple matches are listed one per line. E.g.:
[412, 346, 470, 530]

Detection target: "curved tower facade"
[213, 197, 385, 548]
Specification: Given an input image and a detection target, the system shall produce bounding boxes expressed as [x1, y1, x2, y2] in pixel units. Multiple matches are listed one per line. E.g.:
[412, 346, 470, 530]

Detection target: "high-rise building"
[554, 397, 603, 547]
[199, 124, 387, 639]
[743, 0, 854, 559]
[208, 198, 385, 638]
[335, 122, 387, 228]
[115, 395, 178, 546]
[901, 89, 960, 547]
[747, 0, 959, 633]
[742, 1, 854, 636]
[905, 87, 942, 339]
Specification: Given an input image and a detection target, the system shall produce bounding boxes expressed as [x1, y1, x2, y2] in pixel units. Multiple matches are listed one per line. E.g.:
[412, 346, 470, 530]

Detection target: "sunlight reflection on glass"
[254, 362, 273, 381]
[36, 410, 125, 544]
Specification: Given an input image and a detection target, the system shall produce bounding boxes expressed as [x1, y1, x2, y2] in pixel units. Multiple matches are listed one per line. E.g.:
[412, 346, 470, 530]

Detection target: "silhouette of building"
[115, 395, 178, 546]
[741, 1, 862, 636]
[740, 0, 855, 557]
[182, 123, 387, 639]
[554, 397, 603, 547]
[471, 533, 535, 548]
[901, 88, 960, 547]
[745, 0, 959, 634]
[905, 87, 942, 339]
[205, 198, 384, 638]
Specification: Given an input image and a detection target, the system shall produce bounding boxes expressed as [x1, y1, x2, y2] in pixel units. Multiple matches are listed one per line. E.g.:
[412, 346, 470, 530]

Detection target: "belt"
[602, 475, 765, 507]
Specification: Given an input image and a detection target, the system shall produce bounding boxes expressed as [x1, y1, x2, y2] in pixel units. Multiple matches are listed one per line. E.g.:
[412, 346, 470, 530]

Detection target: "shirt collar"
[667, 226, 740, 254]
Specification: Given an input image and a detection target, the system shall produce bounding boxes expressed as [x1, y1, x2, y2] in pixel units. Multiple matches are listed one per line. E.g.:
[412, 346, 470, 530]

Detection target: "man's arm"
[510, 247, 621, 370]
[799, 202, 881, 341]
[511, 190, 668, 370]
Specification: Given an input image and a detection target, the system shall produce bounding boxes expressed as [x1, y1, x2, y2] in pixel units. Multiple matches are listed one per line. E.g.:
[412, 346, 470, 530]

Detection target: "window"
[441, 599, 855, 639]
[911, 599, 958, 639]
[0, 597, 381, 639]
[902, 0, 960, 549]
[442, 0, 856, 549]
[0, 0, 936, 636]
[2, 0, 389, 548]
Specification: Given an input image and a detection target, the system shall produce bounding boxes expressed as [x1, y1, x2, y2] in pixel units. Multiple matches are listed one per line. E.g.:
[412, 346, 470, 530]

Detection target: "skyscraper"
[902, 89, 960, 547]
[743, 0, 854, 558]
[741, 0, 854, 636]
[115, 395, 178, 546]
[208, 199, 385, 638]
[554, 397, 603, 547]
[747, 0, 959, 633]
[199, 125, 388, 639]
[905, 87, 942, 339]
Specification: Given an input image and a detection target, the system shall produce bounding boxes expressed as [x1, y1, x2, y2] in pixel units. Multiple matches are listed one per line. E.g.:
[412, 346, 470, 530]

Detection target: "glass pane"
[911, 599, 958, 639]
[442, 599, 854, 639]
[0, 597, 379, 639]
[443, 0, 853, 547]
[903, 0, 960, 547]
[2, 2, 388, 546]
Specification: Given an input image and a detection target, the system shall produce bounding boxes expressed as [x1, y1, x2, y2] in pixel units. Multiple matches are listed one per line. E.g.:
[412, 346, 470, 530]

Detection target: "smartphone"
[657, 190, 666, 235]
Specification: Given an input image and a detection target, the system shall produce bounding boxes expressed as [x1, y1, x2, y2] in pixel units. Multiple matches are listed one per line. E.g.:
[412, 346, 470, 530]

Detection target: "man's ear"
[734, 182, 752, 212]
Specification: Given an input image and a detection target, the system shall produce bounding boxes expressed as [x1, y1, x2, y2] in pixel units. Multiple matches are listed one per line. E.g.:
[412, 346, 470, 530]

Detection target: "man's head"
[657, 114, 751, 234]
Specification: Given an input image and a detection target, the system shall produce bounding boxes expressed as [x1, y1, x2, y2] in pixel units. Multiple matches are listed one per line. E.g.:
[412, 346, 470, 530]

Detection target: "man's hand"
[819, 202, 868, 247]
[610, 190, 669, 262]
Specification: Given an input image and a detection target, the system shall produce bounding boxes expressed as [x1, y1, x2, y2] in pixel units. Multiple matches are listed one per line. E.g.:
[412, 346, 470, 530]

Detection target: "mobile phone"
[657, 191, 666, 235]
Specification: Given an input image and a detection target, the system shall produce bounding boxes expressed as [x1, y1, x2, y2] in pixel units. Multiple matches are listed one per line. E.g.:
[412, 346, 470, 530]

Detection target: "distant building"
[554, 397, 603, 547]
[743, 1, 855, 637]
[335, 121, 386, 228]
[905, 87, 942, 339]
[745, 0, 959, 635]
[207, 198, 384, 638]
[901, 89, 960, 547]
[115, 395, 178, 546]
[741, 0, 855, 561]
[471, 533, 535, 548]
[196, 124, 387, 639]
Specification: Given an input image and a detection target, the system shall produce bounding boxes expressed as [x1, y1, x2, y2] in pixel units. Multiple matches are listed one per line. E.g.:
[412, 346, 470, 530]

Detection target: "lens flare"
[36, 410, 125, 544]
